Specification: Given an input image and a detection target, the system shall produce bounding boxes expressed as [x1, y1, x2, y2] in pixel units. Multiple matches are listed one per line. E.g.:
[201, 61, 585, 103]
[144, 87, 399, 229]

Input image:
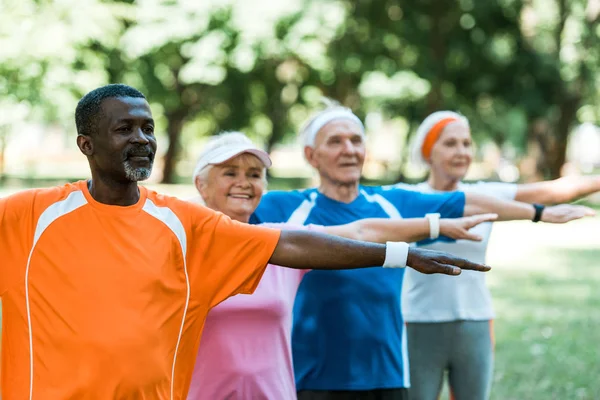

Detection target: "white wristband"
[425, 213, 441, 239]
[383, 242, 409, 269]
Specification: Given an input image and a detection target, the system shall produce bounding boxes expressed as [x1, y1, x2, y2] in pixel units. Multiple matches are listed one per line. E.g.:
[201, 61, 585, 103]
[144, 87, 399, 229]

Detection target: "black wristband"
[532, 203, 545, 222]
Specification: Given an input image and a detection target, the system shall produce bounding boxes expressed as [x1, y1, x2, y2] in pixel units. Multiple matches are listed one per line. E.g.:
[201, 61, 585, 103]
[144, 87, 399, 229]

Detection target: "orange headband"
[421, 117, 458, 159]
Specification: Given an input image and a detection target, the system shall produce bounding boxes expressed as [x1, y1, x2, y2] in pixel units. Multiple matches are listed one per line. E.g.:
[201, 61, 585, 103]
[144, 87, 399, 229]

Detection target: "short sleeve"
[259, 222, 324, 279]
[427, 191, 465, 218]
[0, 191, 35, 296]
[0, 195, 9, 294]
[250, 190, 307, 224]
[250, 191, 283, 224]
[188, 206, 281, 308]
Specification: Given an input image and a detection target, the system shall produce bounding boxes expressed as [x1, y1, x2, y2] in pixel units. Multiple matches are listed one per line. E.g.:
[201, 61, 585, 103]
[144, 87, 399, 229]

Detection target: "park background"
[1, 0, 600, 398]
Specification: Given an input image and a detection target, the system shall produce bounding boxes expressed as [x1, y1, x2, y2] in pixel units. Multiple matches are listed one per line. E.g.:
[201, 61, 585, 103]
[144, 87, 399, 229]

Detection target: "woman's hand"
[540, 204, 596, 223]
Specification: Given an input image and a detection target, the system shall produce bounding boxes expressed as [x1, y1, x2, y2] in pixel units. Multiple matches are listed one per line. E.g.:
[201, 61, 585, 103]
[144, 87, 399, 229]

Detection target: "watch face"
[533, 204, 545, 222]
[425, 213, 441, 239]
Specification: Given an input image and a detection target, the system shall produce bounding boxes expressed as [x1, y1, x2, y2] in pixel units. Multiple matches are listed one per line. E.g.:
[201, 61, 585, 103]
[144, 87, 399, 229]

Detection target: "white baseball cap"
[192, 132, 272, 182]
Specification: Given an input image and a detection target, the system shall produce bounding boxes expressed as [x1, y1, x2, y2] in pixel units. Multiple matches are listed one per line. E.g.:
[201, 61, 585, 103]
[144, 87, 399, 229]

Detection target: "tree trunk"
[426, 0, 450, 112]
[265, 89, 287, 154]
[264, 103, 287, 178]
[527, 94, 579, 180]
[532, 0, 580, 179]
[549, 95, 580, 178]
[161, 111, 187, 183]
[394, 122, 418, 183]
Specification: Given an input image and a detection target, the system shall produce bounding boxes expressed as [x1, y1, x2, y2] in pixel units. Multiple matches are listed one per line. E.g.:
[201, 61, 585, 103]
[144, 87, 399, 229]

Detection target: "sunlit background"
[2, 0, 600, 189]
[1, 0, 600, 398]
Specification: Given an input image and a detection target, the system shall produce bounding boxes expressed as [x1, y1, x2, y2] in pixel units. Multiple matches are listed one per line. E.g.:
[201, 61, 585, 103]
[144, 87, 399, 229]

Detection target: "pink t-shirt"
[187, 223, 322, 400]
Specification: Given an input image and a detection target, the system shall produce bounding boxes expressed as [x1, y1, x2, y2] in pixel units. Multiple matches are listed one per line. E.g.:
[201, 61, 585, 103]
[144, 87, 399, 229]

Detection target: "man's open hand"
[439, 213, 498, 241]
[407, 247, 491, 276]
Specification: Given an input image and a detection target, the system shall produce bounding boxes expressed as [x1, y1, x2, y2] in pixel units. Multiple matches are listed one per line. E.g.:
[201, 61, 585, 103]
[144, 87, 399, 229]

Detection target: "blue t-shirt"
[251, 185, 465, 391]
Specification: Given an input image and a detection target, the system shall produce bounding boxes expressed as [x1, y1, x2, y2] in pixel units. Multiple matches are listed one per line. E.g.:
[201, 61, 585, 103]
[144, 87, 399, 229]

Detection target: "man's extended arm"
[323, 214, 497, 243]
[268, 230, 491, 275]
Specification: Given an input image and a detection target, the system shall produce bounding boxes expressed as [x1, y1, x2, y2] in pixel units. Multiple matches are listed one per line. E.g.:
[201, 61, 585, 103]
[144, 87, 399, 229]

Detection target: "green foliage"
[1, 0, 599, 181]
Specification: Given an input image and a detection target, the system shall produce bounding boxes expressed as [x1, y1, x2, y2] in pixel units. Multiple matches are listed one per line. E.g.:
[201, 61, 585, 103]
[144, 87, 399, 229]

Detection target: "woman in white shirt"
[397, 111, 600, 400]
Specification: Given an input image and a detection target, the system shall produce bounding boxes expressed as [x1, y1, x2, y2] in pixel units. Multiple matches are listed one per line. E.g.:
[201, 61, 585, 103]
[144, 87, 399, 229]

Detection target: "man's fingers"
[437, 263, 462, 276]
[464, 213, 498, 229]
[411, 249, 490, 275]
[472, 213, 498, 224]
[442, 256, 491, 272]
[461, 231, 483, 241]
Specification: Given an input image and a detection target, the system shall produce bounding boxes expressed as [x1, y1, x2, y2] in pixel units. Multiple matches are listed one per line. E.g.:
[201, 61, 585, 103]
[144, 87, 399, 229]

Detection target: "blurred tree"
[519, 0, 600, 179]
[301, 0, 539, 179]
[80, 3, 251, 182]
[0, 0, 123, 179]
[307, 0, 600, 180]
[1, 0, 598, 184]
[88, 1, 315, 182]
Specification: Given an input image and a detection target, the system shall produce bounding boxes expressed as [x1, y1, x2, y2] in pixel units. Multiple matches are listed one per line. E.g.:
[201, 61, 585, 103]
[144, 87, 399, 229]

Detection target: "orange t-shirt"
[0, 180, 281, 399]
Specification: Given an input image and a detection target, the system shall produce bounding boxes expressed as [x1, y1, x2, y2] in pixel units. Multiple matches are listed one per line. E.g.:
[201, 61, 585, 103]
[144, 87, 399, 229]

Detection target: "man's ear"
[77, 134, 94, 156]
[304, 146, 319, 168]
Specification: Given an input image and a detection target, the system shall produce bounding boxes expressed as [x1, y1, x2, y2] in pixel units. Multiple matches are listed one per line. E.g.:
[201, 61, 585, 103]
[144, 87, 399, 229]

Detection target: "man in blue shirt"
[251, 105, 589, 400]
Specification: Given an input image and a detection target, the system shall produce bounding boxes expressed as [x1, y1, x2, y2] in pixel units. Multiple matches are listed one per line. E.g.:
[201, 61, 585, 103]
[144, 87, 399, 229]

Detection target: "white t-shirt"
[398, 181, 518, 322]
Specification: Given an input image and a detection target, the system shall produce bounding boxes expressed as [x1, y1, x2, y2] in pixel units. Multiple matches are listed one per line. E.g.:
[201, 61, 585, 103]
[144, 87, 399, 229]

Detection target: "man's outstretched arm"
[323, 213, 498, 243]
[268, 230, 491, 276]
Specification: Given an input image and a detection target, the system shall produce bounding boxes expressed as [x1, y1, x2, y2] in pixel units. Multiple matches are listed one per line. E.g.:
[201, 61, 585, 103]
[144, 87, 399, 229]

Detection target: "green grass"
[440, 219, 600, 399]
[491, 248, 600, 399]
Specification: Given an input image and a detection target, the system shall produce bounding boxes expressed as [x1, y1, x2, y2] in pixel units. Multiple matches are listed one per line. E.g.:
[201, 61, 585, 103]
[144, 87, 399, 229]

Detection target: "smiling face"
[196, 153, 266, 223]
[78, 96, 157, 183]
[428, 121, 473, 182]
[304, 119, 366, 186]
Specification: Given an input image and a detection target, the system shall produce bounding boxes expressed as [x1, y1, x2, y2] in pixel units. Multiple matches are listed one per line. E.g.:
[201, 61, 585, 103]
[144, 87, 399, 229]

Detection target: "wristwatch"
[532, 203, 545, 223]
[425, 213, 441, 239]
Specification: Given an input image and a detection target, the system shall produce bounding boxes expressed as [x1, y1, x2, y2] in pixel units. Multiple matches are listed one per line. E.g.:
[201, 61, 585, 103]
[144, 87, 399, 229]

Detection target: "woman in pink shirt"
[186, 132, 496, 400]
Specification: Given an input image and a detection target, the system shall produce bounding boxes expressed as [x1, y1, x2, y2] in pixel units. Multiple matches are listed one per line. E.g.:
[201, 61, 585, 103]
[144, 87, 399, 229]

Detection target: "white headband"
[302, 108, 365, 147]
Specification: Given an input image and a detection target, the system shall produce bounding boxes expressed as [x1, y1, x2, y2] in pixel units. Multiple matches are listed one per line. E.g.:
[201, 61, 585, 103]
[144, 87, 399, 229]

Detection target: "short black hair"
[75, 84, 146, 136]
